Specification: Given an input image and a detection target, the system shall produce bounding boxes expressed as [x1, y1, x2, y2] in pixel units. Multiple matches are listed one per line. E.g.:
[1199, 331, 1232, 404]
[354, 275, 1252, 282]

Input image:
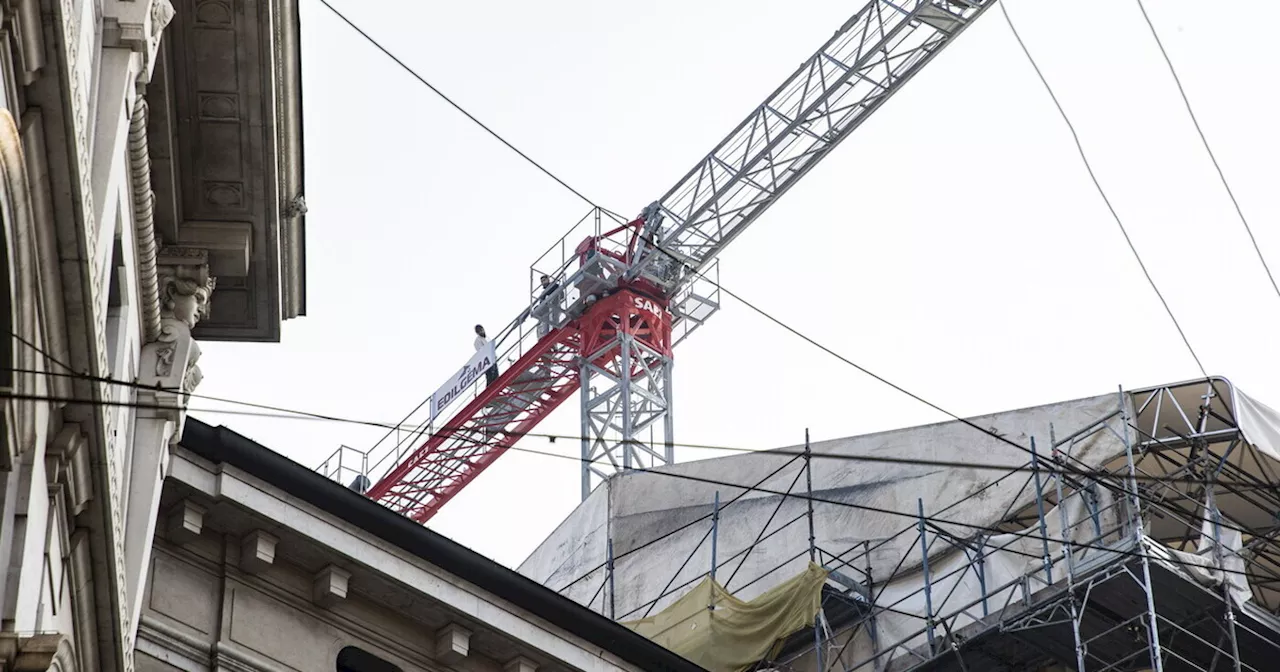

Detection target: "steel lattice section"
[579, 290, 675, 499]
[638, 0, 994, 286]
[367, 328, 584, 522]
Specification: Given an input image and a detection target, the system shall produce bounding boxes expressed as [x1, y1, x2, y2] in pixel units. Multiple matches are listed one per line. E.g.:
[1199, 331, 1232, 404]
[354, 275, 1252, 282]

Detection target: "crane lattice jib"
[639, 0, 993, 290]
[354, 0, 997, 523]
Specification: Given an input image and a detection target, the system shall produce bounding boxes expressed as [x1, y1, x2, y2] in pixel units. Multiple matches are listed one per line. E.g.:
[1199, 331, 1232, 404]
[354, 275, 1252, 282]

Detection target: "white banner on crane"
[429, 341, 497, 423]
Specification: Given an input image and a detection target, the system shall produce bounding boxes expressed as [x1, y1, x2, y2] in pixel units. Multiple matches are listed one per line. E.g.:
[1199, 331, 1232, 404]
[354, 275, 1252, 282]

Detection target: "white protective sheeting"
[1151, 514, 1251, 607]
[1236, 386, 1280, 463]
[521, 380, 1280, 669]
[521, 392, 1132, 619]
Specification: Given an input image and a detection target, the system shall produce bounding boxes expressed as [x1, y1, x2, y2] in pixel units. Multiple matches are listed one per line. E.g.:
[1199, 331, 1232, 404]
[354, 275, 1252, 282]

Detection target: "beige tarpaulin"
[621, 563, 828, 672]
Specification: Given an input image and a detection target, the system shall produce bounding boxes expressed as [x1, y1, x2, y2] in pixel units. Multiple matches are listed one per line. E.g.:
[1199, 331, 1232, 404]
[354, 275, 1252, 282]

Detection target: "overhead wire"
[310, 0, 1226, 504]
[19, 0, 1269, 614]
[998, 1, 1208, 378]
[12, 322, 1270, 544]
[12, 0, 1269, 575]
[9, 342, 1277, 592]
[260, 0, 1280, 632]
[312, 0, 604, 211]
[1132, 0, 1280, 303]
[5, 361, 1263, 490]
[530, 435, 1278, 593]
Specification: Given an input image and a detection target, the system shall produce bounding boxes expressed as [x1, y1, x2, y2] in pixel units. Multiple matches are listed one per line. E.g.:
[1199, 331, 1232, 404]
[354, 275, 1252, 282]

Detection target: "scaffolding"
[527, 377, 1280, 672]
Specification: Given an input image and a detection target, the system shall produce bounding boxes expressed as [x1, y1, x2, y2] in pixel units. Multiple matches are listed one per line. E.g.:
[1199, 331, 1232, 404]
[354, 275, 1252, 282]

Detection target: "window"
[336, 646, 403, 672]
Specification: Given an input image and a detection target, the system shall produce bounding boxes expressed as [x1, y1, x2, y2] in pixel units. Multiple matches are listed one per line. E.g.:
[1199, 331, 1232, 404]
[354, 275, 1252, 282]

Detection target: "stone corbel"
[0, 632, 77, 671]
[138, 247, 216, 433]
[103, 0, 175, 83]
[46, 425, 93, 516]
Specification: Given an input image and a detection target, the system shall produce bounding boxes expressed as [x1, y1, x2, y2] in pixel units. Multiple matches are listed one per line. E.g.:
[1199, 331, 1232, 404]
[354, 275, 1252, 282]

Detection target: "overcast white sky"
[193, 0, 1279, 568]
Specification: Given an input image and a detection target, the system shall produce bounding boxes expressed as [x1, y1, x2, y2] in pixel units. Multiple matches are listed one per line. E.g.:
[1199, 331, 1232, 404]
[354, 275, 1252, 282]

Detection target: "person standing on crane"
[474, 324, 498, 387]
[532, 274, 561, 337]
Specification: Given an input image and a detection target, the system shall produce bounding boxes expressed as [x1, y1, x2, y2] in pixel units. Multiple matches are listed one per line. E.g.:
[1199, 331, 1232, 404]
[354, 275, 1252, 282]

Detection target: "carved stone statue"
[140, 247, 217, 418]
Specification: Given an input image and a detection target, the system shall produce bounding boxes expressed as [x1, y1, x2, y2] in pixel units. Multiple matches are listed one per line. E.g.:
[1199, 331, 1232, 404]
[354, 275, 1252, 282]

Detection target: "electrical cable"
[21, 337, 1263, 588]
[552, 453, 807, 594]
[309, 0, 1066, 466]
[12, 1, 1272, 638]
[8, 373, 1275, 589]
[14, 335, 1276, 553]
[5, 329, 1264, 490]
[1133, 0, 1280, 304]
[311, 0, 1228, 509]
[312, 0, 1226, 520]
[544, 439, 1278, 601]
[313, 0, 603, 211]
[998, 1, 1208, 378]
[2, 380, 1259, 490]
[19, 0, 1270, 587]
[631, 234, 1245, 543]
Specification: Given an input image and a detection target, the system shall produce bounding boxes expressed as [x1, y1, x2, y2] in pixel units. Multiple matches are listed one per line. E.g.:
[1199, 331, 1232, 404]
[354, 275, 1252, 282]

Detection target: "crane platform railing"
[365, 325, 586, 521]
[317, 213, 724, 503]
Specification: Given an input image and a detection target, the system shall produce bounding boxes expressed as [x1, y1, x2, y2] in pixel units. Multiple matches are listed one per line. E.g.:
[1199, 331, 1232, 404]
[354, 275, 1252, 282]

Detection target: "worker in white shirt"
[474, 324, 498, 387]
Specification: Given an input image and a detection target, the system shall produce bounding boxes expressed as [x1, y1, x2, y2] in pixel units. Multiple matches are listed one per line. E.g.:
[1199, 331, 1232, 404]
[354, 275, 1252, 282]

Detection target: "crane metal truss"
[350, 0, 996, 523]
[635, 0, 994, 286]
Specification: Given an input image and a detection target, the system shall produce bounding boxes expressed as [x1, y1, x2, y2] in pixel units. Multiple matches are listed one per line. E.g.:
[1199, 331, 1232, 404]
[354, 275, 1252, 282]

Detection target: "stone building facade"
[1, 0, 305, 670]
[135, 420, 703, 672]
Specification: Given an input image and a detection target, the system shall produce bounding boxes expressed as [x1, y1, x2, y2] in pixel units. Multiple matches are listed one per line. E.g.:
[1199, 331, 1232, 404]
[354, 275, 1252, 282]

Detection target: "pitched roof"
[180, 418, 704, 672]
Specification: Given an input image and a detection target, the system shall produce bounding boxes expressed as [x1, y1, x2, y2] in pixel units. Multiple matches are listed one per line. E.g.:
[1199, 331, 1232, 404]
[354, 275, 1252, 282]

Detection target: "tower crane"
[352, 0, 996, 523]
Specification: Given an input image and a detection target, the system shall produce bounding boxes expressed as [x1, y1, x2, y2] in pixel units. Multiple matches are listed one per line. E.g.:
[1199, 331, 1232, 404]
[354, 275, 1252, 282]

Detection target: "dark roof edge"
[179, 418, 703, 672]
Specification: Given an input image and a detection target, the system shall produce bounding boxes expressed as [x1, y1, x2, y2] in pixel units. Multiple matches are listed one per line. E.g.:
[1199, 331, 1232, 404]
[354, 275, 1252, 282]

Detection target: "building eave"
[178, 418, 704, 672]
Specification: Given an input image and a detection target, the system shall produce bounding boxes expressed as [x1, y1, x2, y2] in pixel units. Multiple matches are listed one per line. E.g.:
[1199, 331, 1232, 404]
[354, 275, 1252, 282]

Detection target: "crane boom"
[641, 0, 993, 294]
[334, 0, 996, 523]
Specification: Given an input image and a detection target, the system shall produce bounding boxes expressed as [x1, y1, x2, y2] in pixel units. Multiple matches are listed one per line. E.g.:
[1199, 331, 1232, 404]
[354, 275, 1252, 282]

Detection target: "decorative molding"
[212, 640, 295, 672]
[238, 530, 278, 575]
[128, 95, 163, 342]
[136, 613, 212, 672]
[311, 565, 350, 609]
[53, 3, 133, 667]
[282, 195, 306, 219]
[165, 499, 206, 545]
[15, 0, 46, 82]
[157, 248, 216, 329]
[138, 246, 216, 404]
[504, 656, 540, 672]
[0, 633, 78, 672]
[102, 0, 175, 82]
[202, 182, 244, 209]
[433, 623, 471, 664]
[48, 425, 92, 515]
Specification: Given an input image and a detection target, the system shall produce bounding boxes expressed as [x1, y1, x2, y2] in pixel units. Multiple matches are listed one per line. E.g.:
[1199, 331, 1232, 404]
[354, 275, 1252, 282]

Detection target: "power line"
[314, 0, 1224, 487]
[22, 372, 1262, 565]
[5, 378, 1262, 490]
[12, 350, 1267, 540]
[315, 0, 1170, 495]
[998, 1, 1208, 378]
[13, 335, 1273, 538]
[1133, 0, 1280, 304]
[313, 0, 603, 210]
[304, 0, 1075, 465]
[551, 454, 807, 593]
[9, 357, 1274, 588]
[8, 327, 1263, 494]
